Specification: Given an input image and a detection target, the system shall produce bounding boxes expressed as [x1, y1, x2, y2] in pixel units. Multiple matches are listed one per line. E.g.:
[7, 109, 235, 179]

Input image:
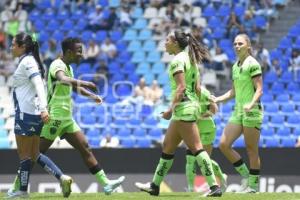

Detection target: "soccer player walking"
[214, 34, 263, 193]
[135, 30, 222, 197]
[185, 87, 227, 193]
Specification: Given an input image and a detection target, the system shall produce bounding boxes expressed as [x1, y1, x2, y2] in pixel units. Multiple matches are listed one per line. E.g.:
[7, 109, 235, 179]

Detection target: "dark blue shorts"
[14, 112, 43, 136]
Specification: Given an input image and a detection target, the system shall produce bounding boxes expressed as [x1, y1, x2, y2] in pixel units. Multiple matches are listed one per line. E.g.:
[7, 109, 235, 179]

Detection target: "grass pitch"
[1, 192, 300, 200]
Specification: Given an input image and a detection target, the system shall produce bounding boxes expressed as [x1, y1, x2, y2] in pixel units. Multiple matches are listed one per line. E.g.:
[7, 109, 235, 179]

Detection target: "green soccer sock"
[11, 173, 20, 192]
[233, 159, 249, 178]
[249, 169, 260, 190]
[185, 154, 196, 191]
[211, 159, 225, 181]
[152, 153, 174, 186]
[195, 150, 217, 187]
[95, 170, 109, 186]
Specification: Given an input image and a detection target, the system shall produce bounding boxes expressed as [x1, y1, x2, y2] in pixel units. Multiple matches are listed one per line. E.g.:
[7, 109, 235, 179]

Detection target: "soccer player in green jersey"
[214, 34, 263, 193]
[135, 30, 222, 197]
[185, 87, 227, 193]
[10, 37, 125, 197]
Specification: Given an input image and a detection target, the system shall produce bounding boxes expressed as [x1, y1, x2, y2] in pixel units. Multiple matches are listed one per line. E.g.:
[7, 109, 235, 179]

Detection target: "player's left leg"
[242, 126, 260, 193]
[185, 149, 196, 192]
[64, 131, 125, 195]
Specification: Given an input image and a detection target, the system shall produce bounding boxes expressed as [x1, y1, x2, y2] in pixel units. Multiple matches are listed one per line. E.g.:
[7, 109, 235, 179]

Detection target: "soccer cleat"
[135, 182, 160, 196]
[237, 186, 258, 194]
[239, 177, 249, 192]
[60, 175, 73, 198]
[205, 185, 222, 197]
[103, 176, 125, 195]
[220, 173, 228, 193]
[7, 175, 20, 196]
[5, 190, 29, 199]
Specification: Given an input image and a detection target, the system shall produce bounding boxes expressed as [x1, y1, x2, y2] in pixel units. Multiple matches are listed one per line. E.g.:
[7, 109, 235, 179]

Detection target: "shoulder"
[246, 56, 260, 66]
[20, 55, 37, 67]
[50, 58, 66, 70]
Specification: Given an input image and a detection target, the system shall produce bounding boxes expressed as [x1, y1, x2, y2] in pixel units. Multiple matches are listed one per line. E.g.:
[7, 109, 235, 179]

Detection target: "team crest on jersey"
[29, 127, 36, 132]
[15, 123, 21, 130]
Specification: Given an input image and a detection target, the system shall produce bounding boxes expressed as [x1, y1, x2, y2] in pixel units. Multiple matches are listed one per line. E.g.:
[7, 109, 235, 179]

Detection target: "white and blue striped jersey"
[12, 54, 45, 115]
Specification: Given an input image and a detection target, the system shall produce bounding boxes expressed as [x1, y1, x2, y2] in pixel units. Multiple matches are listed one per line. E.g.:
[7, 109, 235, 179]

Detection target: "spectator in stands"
[85, 40, 100, 64]
[43, 39, 59, 67]
[14, 3, 28, 33]
[5, 16, 20, 48]
[226, 12, 242, 39]
[209, 46, 229, 71]
[160, 3, 179, 34]
[0, 49, 16, 80]
[101, 38, 117, 59]
[214, 34, 263, 193]
[100, 133, 120, 148]
[191, 25, 213, 49]
[0, 28, 6, 50]
[21, 0, 35, 13]
[241, 10, 257, 38]
[289, 49, 300, 78]
[176, 3, 192, 27]
[0, 2, 13, 26]
[104, 7, 118, 30]
[120, 5, 132, 29]
[86, 5, 105, 31]
[253, 42, 271, 72]
[149, 80, 163, 105]
[269, 58, 282, 76]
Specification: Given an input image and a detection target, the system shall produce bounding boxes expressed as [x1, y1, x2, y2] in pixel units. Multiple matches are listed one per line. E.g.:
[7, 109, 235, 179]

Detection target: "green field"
[1, 192, 300, 200]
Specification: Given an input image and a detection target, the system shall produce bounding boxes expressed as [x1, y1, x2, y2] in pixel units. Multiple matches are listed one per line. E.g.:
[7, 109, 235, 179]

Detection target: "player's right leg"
[180, 121, 221, 197]
[219, 122, 249, 191]
[64, 130, 125, 195]
[135, 120, 180, 196]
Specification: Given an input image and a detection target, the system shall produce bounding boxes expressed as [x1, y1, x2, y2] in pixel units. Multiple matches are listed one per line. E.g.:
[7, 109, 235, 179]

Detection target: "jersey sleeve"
[249, 62, 262, 77]
[23, 58, 40, 79]
[50, 60, 66, 79]
[169, 59, 185, 76]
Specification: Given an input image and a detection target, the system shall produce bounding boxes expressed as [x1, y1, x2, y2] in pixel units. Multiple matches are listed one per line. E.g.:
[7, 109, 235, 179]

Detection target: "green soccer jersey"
[47, 58, 74, 119]
[197, 87, 215, 133]
[168, 51, 199, 103]
[232, 56, 262, 110]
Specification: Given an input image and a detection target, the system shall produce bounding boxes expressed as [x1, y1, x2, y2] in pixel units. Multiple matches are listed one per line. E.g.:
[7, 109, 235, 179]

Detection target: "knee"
[219, 141, 230, 152]
[245, 145, 259, 157]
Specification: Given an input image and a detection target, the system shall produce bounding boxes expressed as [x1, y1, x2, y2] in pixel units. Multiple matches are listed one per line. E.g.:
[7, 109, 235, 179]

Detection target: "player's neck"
[238, 54, 249, 66]
[61, 57, 70, 66]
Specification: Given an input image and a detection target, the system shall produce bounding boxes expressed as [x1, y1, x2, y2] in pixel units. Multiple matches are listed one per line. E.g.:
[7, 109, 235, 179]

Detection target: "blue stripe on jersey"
[29, 72, 41, 79]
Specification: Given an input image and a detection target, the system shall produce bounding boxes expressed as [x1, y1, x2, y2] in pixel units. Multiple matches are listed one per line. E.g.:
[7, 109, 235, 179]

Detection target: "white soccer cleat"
[237, 186, 258, 194]
[103, 176, 125, 195]
[134, 182, 160, 196]
[220, 173, 228, 193]
[60, 174, 73, 198]
[5, 190, 29, 199]
[239, 177, 249, 192]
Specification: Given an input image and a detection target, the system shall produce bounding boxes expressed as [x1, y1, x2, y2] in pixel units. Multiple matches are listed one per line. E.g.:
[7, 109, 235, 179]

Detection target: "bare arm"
[55, 70, 98, 92]
[74, 86, 102, 104]
[215, 86, 235, 103]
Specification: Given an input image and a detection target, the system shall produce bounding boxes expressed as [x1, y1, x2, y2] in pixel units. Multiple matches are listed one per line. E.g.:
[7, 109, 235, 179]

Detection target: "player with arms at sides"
[213, 34, 263, 193]
[7, 32, 50, 198]
[9, 37, 125, 197]
[135, 30, 222, 197]
[185, 86, 227, 193]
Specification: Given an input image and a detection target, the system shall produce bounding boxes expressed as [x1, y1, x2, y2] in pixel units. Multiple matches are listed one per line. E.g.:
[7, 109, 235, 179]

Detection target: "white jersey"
[12, 54, 44, 115]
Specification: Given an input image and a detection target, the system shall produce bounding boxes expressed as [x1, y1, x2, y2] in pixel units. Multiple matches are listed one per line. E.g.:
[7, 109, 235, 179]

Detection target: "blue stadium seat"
[117, 51, 131, 63]
[81, 31, 94, 43]
[29, 9, 41, 21]
[131, 52, 145, 63]
[138, 29, 152, 40]
[293, 127, 300, 137]
[110, 0, 120, 7]
[279, 71, 293, 84]
[42, 10, 55, 21]
[110, 30, 122, 42]
[208, 17, 223, 29]
[66, 30, 78, 38]
[254, 16, 267, 30]
[79, 105, 94, 115]
[133, 129, 147, 138]
[117, 128, 131, 139]
[86, 128, 101, 138]
[61, 19, 74, 31]
[95, 106, 106, 115]
[276, 128, 291, 138]
[71, 10, 84, 20]
[271, 82, 284, 95]
[234, 5, 245, 17]
[47, 20, 60, 32]
[57, 10, 70, 21]
[143, 117, 158, 128]
[104, 95, 118, 104]
[292, 93, 300, 106]
[264, 71, 278, 85]
[0, 139, 11, 148]
[95, 31, 107, 43]
[123, 30, 137, 41]
[146, 52, 161, 63]
[34, 21, 45, 32]
[151, 62, 165, 74]
[281, 104, 295, 115]
[202, 5, 216, 18]
[122, 62, 135, 74]
[140, 105, 153, 118]
[120, 138, 135, 148]
[276, 94, 290, 104]
[127, 41, 142, 52]
[127, 118, 142, 129]
[132, 19, 147, 30]
[127, 73, 140, 85]
[77, 63, 92, 74]
[38, 31, 49, 43]
[136, 138, 152, 148]
[233, 137, 245, 147]
[211, 28, 226, 40]
[261, 127, 274, 138]
[157, 73, 169, 85]
[0, 130, 7, 138]
[88, 138, 101, 148]
[52, 30, 64, 42]
[281, 137, 296, 147]
[219, 39, 232, 50]
[36, 0, 51, 9]
[264, 137, 280, 147]
[144, 73, 154, 85]
[217, 4, 231, 17]
[221, 103, 233, 115]
[143, 41, 156, 52]
[131, 7, 143, 19]
[136, 63, 150, 74]
[285, 115, 300, 129]
[261, 94, 273, 104]
[148, 128, 163, 140]
[269, 115, 285, 129]
[74, 18, 87, 31]
[115, 84, 133, 97]
[80, 116, 97, 128]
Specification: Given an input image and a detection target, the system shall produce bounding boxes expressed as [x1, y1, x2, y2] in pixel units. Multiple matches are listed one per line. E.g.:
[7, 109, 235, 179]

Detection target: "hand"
[243, 103, 253, 112]
[41, 111, 50, 123]
[210, 95, 217, 103]
[160, 109, 172, 120]
[94, 95, 103, 105]
[83, 81, 98, 93]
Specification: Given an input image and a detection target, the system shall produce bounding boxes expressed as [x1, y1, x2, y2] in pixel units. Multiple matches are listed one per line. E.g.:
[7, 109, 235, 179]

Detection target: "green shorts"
[41, 118, 81, 141]
[199, 130, 216, 145]
[229, 109, 263, 129]
[172, 101, 200, 122]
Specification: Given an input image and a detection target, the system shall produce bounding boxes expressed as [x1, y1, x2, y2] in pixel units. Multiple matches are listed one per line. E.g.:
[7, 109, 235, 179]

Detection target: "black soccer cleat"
[206, 185, 222, 197]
